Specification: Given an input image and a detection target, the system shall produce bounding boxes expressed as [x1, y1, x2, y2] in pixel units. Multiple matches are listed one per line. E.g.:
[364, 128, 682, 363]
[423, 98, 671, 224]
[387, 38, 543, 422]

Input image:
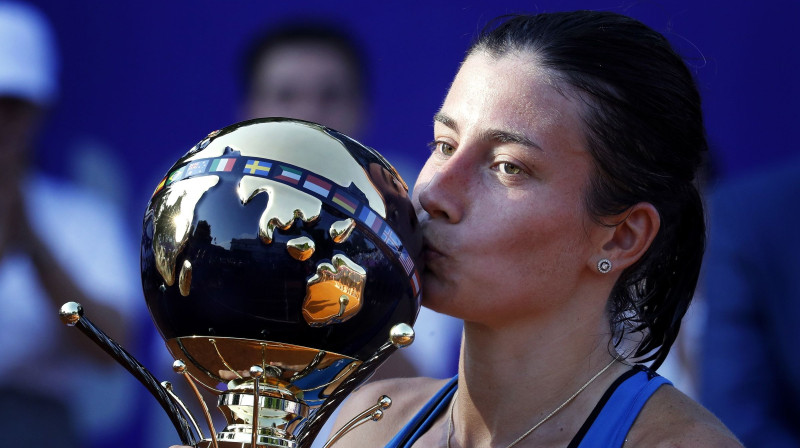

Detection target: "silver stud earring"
[597, 258, 612, 274]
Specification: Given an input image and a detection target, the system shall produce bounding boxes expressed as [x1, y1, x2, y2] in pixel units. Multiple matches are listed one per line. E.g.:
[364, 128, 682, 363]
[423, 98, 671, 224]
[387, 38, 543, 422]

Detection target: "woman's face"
[412, 51, 608, 326]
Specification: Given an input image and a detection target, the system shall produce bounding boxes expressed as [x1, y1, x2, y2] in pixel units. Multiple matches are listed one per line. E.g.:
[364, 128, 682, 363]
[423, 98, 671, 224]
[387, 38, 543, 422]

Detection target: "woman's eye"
[498, 162, 522, 175]
[433, 141, 455, 156]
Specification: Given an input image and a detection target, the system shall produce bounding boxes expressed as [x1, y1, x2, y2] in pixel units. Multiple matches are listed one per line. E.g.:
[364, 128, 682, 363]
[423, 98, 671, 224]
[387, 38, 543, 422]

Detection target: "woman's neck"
[452, 312, 623, 447]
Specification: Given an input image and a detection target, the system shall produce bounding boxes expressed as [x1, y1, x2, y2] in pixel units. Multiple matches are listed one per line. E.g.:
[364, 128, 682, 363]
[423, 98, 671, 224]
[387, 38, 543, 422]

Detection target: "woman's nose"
[414, 158, 466, 224]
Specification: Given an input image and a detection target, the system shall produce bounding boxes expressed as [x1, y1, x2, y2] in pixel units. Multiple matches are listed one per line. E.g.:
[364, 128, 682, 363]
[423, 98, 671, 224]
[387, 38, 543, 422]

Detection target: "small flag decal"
[210, 158, 235, 172]
[358, 208, 384, 233]
[185, 160, 209, 176]
[275, 165, 302, 184]
[244, 160, 271, 175]
[167, 166, 186, 184]
[303, 175, 332, 197]
[382, 227, 402, 251]
[332, 192, 358, 214]
[399, 249, 414, 275]
[152, 176, 167, 196]
[411, 271, 420, 296]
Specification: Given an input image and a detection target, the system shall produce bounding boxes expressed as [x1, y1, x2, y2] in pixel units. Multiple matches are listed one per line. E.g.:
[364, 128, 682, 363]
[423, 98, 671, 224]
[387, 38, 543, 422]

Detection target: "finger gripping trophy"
[59, 118, 422, 447]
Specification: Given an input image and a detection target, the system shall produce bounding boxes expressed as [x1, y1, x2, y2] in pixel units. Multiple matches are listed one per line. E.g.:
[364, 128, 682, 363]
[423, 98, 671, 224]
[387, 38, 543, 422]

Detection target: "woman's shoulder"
[628, 384, 742, 447]
[328, 376, 452, 447]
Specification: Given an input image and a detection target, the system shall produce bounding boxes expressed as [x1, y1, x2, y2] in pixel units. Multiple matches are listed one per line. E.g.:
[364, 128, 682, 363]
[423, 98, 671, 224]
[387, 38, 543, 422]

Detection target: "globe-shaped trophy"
[59, 118, 422, 447]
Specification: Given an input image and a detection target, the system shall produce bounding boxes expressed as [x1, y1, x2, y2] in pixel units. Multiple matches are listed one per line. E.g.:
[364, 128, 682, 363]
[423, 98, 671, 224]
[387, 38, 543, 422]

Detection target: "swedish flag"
[244, 160, 271, 176]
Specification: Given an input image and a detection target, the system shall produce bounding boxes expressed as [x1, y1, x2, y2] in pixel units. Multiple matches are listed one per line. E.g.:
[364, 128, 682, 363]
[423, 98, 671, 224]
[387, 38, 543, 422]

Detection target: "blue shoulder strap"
[386, 367, 667, 448]
[569, 366, 671, 448]
[385, 376, 458, 448]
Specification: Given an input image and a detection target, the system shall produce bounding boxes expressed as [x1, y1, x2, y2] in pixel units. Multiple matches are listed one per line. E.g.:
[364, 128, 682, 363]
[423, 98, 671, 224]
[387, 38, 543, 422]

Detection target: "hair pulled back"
[470, 10, 707, 369]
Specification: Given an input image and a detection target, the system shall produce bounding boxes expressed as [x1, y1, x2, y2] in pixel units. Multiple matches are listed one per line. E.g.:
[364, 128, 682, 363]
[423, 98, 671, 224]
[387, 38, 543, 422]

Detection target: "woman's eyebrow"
[479, 129, 542, 151]
[434, 111, 541, 151]
[433, 111, 457, 131]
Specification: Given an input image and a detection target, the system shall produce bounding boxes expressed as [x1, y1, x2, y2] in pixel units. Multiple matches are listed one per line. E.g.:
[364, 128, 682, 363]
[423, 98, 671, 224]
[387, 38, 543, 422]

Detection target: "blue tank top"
[386, 365, 670, 448]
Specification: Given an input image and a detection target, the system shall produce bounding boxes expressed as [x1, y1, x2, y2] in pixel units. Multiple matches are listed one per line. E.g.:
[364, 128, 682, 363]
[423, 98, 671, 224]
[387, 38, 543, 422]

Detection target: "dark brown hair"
[471, 11, 707, 369]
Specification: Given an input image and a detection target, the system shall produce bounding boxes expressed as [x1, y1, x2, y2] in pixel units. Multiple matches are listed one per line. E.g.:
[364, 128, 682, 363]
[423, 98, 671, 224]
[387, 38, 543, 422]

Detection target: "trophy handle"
[321, 395, 391, 448]
[162, 380, 207, 440]
[59, 302, 199, 447]
[299, 323, 415, 448]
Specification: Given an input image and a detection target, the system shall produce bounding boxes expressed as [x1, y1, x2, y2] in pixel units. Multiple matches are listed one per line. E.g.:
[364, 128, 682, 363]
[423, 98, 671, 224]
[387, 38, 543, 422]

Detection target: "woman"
[172, 10, 739, 448]
[328, 10, 739, 448]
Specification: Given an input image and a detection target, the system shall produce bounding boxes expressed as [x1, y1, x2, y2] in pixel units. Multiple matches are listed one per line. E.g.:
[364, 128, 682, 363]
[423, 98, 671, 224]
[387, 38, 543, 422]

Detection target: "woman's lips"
[422, 239, 446, 266]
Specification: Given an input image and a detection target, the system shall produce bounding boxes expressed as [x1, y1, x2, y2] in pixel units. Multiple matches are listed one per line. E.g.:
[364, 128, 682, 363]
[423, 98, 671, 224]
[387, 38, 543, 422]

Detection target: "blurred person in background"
[240, 22, 367, 138]
[0, 2, 142, 446]
[701, 156, 800, 447]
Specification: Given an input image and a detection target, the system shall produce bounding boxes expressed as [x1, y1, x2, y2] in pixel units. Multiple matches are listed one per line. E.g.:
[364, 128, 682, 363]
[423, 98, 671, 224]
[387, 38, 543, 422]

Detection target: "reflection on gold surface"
[389, 323, 415, 348]
[303, 254, 366, 327]
[58, 302, 82, 326]
[152, 176, 219, 286]
[210, 339, 243, 380]
[286, 236, 315, 261]
[165, 337, 360, 393]
[237, 176, 321, 244]
[321, 362, 361, 398]
[179, 260, 192, 297]
[329, 218, 356, 244]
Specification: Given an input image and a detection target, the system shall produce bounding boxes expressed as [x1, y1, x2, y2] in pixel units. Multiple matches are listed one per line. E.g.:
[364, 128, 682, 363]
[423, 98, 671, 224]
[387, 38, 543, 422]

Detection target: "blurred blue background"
[13, 0, 800, 445]
[23, 0, 800, 229]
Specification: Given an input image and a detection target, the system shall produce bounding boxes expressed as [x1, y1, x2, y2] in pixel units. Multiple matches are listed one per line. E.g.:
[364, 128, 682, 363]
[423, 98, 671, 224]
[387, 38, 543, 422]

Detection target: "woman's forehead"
[440, 52, 586, 148]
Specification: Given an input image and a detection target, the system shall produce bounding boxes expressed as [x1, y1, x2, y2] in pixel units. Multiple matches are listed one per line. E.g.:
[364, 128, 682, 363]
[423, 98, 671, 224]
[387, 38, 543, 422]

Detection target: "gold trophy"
[60, 118, 422, 447]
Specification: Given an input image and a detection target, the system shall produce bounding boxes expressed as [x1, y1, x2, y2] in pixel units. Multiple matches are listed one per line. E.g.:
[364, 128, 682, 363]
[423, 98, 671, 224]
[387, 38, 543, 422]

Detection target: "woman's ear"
[597, 202, 660, 272]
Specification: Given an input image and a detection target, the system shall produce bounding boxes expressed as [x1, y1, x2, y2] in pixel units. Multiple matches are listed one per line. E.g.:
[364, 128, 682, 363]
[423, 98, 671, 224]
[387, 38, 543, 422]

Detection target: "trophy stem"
[250, 366, 265, 448]
[173, 360, 219, 448]
[59, 302, 198, 446]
